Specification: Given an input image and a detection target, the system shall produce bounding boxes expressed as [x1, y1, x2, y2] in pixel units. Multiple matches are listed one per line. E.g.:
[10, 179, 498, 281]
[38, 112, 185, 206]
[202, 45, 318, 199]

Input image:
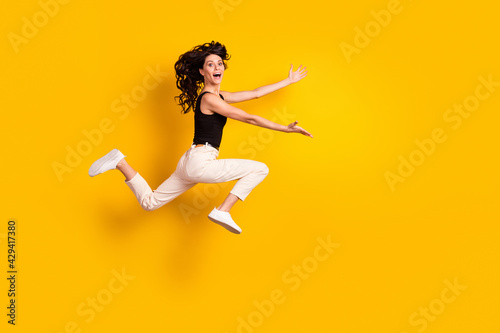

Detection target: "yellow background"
[1, 0, 499, 332]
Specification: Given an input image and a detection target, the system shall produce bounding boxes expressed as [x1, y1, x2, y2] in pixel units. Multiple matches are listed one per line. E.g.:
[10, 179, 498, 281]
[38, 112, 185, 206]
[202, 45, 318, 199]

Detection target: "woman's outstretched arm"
[221, 64, 308, 103]
[203, 93, 313, 138]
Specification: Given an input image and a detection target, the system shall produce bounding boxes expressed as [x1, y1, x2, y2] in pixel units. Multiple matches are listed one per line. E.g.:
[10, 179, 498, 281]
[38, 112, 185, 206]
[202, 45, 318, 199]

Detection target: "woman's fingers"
[297, 125, 313, 138]
[290, 64, 307, 76]
[287, 121, 313, 138]
[291, 65, 308, 82]
[299, 126, 313, 138]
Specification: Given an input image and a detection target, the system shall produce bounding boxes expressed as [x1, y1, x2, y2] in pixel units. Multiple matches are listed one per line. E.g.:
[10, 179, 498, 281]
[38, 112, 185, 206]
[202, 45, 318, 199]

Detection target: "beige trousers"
[125, 144, 269, 211]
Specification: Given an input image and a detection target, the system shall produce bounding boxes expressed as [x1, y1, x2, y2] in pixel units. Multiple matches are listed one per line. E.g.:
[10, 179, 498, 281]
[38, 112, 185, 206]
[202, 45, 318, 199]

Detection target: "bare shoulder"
[201, 92, 225, 105]
[200, 92, 225, 114]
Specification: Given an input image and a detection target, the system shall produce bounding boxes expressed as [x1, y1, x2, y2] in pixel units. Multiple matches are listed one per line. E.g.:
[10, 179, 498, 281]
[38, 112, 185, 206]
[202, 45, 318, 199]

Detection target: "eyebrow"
[206, 60, 223, 63]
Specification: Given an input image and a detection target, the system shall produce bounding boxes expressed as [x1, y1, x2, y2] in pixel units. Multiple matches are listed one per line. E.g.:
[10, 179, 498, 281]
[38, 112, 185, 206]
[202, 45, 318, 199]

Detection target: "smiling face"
[199, 54, 224, 85]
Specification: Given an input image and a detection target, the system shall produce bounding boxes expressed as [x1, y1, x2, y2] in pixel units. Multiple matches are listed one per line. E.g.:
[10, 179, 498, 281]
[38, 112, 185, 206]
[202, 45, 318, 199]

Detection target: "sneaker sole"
[208, 215, 241, 234]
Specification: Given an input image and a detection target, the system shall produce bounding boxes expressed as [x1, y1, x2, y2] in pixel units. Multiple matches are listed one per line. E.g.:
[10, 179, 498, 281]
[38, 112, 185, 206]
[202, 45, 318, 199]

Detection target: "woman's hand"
[288, 64, 308, 84]
[286, 121, 313, 138]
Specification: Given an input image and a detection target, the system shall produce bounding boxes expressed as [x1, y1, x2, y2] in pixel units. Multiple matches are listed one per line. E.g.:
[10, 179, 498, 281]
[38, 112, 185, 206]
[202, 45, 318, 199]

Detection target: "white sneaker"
[88, 149, 126, 177]
[208, 208, 242, 234]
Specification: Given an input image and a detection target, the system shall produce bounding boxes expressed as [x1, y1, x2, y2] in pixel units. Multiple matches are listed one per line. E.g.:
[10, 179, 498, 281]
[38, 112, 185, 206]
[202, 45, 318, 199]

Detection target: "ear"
[199, 68, 204, 77]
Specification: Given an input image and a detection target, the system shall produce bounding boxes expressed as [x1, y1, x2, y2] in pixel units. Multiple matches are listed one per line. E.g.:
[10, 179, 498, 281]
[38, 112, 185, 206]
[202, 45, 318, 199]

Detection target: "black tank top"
[192, 91, 227, 148]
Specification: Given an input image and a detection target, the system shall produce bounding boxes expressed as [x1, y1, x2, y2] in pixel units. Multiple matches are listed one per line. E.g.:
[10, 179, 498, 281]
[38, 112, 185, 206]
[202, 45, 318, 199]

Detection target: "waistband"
[191, 142, 219, 150]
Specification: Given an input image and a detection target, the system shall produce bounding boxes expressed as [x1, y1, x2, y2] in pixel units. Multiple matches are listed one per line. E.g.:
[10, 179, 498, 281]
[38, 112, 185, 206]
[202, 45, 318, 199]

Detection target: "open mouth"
[213, 73, 222, 79]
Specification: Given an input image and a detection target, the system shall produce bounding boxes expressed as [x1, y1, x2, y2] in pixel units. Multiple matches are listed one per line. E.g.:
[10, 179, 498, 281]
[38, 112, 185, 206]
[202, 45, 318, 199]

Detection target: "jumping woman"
[89, 41, 312, 234]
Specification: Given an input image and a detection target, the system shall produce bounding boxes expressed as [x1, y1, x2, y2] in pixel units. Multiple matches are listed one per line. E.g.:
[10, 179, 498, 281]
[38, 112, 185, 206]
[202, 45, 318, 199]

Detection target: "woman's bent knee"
[141, 202, 158, 211]
[140, 196, 162, 211]
[259, 162, 270, 177]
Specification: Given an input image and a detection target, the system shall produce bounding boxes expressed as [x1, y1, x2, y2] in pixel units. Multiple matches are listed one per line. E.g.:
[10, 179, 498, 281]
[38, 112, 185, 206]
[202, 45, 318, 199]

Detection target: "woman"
[89, 41, 312, 234]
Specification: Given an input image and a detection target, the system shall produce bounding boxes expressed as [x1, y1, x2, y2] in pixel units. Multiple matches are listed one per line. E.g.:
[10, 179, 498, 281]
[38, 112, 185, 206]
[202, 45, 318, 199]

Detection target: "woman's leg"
[90, 149, 196, 212]
[116, 158, 137, 181]
[124, 169, 196, 212]
[202, 158, 269, 204]
[206, 159, 267, 232]
[188, 154, 270, 212]
[204, 158, 268, 234]
[179, 146, 269, 233]
[217, 193, 239, 212]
